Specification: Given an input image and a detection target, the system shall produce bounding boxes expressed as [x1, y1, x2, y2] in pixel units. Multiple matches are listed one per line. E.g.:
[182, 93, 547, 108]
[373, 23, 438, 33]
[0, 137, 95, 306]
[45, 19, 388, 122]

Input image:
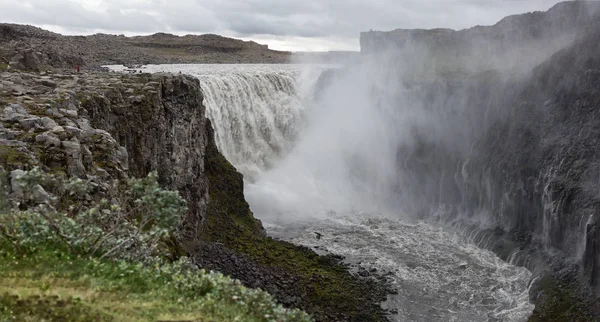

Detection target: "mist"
[245, 1, 593, 226]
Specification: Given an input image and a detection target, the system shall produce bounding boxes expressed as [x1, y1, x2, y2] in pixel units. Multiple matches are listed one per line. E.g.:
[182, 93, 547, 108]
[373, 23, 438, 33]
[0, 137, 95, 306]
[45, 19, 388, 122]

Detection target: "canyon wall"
[356, 1, 600, 319]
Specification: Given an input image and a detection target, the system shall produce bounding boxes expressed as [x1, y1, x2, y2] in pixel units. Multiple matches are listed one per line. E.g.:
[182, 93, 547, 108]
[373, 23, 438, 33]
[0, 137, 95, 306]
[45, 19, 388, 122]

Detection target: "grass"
[0, 244, 312, 322]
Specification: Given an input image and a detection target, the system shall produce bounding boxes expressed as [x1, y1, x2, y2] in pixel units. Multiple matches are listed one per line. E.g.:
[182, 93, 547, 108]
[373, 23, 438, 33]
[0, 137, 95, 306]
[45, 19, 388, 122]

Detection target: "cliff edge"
[0, 69, 389, 321]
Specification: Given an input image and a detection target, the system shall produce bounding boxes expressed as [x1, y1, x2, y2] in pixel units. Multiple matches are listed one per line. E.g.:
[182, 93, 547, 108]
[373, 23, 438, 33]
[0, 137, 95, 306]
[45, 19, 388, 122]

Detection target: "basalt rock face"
[357, 1, 600, 319]
[81, 74, 211, 244]
[360, 1, 600, 73]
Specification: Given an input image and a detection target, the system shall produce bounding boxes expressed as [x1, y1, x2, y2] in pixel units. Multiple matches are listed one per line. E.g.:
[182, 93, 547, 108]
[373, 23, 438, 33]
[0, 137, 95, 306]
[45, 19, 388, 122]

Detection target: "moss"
[0, 146, 31, 171]
[202, 122, 389, 322]
[16, 131, 38, 143]
[0, 64, 8, 71]
[528, 275, 592, 322]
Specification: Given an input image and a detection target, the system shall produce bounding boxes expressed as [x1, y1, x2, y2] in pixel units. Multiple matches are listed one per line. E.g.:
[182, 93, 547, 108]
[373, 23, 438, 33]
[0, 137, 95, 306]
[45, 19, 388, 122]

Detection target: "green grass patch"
[0, 244, 312, 322]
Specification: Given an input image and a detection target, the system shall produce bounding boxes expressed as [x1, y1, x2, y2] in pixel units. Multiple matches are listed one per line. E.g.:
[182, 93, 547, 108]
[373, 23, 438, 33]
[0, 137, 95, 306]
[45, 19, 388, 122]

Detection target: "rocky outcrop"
[360, 2, 600, 73]
[0, 24, 291, 68]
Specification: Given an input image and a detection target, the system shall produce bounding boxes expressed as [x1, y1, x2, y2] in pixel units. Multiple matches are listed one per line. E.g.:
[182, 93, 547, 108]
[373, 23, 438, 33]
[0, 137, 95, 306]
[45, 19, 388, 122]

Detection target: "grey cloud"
[0, 0, 565, 50]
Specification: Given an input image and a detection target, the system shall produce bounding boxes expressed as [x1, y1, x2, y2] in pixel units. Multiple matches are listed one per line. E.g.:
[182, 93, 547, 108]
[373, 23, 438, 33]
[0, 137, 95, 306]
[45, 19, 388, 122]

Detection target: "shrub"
[0, 169, 186, 261]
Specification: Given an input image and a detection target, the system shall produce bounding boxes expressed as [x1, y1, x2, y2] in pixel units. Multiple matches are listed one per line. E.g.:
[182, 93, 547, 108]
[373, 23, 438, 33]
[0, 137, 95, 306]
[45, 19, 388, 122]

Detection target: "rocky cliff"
[360, 2, 600, 74]
[355, 1, 600, 320]
[0, 69, 390, 321]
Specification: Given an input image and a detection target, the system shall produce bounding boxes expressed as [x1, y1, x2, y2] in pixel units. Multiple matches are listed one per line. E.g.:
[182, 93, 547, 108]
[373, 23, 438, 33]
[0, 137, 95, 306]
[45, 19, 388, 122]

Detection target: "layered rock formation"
[354, 1, 600, 320]
[360, 1, 600, 74]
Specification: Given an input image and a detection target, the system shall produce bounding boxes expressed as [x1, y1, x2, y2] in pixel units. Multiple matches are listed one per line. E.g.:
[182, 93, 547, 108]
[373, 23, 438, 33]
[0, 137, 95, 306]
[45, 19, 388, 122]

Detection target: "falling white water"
[104, 63, 534, 321]
[111, 64, 328, 180]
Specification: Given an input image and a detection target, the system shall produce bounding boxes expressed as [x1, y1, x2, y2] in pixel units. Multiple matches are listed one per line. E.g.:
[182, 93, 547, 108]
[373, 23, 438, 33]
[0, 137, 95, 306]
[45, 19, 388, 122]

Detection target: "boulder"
[40, 116, 58, 130]
[9, 50, 45, 71]
[35, 132, 61, 147]
[19, 117, 41, 131]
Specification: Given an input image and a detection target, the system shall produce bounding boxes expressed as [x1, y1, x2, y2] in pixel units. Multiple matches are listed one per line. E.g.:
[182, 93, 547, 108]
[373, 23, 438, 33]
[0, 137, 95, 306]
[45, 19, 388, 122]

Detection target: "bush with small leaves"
[0, 170, 186, 261]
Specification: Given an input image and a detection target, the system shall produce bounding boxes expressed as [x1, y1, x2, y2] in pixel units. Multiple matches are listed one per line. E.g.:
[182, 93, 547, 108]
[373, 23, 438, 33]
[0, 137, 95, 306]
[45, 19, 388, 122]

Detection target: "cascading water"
[120, 64, 326, 180]
[106, 63, 535, 321]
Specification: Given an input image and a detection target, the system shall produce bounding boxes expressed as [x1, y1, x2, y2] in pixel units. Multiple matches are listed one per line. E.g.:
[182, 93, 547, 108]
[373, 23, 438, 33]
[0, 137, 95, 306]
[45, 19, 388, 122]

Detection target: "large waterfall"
[108, 63, 535, 321]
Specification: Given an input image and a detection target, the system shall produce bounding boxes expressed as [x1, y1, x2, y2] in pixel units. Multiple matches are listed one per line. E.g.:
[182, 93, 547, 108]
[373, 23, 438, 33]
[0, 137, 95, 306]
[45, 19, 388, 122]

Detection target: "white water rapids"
[106, 64, 535, 321]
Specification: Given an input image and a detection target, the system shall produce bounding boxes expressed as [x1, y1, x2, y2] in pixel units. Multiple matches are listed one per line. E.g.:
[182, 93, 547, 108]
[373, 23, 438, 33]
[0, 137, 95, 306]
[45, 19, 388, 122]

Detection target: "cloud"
[0, 0, 564, 51]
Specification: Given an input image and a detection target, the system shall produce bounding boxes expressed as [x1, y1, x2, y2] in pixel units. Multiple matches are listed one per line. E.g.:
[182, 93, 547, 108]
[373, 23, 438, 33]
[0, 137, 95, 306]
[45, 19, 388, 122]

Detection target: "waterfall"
[199, 69, 304, 180]
[119, 64, 326, 181]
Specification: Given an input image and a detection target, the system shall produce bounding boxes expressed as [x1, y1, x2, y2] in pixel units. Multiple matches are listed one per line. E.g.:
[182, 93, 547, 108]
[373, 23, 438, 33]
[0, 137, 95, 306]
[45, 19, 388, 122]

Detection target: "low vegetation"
[0, 168, 312, 322]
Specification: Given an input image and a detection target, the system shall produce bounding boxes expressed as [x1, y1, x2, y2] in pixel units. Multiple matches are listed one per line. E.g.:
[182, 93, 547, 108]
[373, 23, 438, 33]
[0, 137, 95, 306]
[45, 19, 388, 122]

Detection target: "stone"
[64, 110, 78, 117]
[38, 79, 57, 88]
[32, 184, 51, 204]
[35, 132, 61, 147]
[2, 104, 27, 122]
[45, 108, 64, 118]
[50, 126, 66, 135]
[81, 145, 93, 167]
[9, 104, 27, 115]
[75, 118, 93, 131]
[57, 118, 77, 127]
[9, 169, 25, 199]
[116, 146, 129, 170]
[62, 139, 86, 177]
[64, 126, 82, 138]
[19, 117, 41, 131]
[94, 167, 110, 178]
[9, 50, 45, 72]
[40, 117, 59, 130]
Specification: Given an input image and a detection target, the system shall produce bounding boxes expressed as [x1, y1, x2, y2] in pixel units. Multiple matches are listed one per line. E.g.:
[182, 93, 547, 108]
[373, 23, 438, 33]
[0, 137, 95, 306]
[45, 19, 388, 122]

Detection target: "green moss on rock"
[0, 146, 31, 171]
[528, 275, 592, 322]
[202, 121, 389, 322]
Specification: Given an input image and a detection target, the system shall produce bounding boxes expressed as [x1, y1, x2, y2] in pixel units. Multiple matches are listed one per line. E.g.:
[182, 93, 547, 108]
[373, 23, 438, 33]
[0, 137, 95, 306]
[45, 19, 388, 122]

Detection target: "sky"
[0, 0, 565, 52]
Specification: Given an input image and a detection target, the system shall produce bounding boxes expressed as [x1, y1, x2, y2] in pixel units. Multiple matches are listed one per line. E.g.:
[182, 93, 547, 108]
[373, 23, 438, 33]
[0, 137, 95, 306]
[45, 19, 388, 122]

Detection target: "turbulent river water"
[107, 64, 535, 321]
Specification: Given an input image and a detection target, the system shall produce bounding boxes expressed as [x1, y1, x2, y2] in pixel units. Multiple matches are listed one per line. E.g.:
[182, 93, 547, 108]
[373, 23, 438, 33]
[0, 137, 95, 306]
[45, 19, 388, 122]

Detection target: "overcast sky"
[0, 0, 565, 51]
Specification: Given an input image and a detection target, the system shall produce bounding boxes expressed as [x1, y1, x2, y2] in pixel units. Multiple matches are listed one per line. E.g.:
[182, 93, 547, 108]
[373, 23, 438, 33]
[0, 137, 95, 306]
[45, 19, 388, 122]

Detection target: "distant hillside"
[0, 23, 292, 67]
